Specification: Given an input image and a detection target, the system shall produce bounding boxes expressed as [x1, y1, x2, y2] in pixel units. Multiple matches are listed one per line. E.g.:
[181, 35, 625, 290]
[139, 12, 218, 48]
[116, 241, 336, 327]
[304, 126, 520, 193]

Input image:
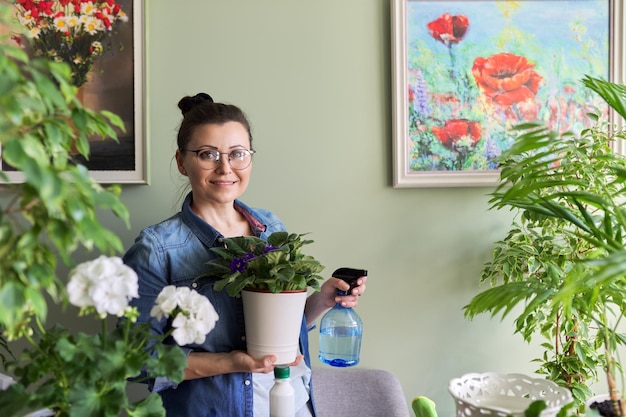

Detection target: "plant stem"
[602, 303, 624, 416]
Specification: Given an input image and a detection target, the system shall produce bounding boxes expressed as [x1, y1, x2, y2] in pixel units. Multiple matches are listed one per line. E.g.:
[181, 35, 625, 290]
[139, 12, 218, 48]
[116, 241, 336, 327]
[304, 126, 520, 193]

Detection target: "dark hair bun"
[178, 93, 214, 115]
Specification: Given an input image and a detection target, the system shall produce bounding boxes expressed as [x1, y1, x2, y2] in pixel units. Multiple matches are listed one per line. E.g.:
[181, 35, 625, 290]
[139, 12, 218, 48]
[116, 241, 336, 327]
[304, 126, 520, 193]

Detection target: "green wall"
[108, 1, 546, 415]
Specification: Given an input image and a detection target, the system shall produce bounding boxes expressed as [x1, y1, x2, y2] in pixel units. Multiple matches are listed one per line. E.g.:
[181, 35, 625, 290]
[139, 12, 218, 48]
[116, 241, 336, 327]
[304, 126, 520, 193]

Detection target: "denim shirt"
[123, 193, 317, 417]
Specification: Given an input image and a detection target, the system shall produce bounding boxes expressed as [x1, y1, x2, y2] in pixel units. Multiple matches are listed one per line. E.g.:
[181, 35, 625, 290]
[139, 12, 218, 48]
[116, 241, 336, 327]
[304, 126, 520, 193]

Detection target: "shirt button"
[192, 283, 198, 288]
[244, 380, 251, 386]
[241, 336, 246, 341]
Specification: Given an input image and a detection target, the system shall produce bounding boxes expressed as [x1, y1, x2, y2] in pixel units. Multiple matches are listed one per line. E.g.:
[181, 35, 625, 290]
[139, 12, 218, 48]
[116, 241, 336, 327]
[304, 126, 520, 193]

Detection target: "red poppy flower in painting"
[472, 53, 543, 106]
[431, 119, 481, 151]
[427, 13, 469, 46]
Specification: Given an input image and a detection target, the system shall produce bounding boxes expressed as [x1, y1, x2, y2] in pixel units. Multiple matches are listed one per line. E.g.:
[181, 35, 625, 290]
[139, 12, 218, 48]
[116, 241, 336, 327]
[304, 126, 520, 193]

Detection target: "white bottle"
[270, 366, 295, 417]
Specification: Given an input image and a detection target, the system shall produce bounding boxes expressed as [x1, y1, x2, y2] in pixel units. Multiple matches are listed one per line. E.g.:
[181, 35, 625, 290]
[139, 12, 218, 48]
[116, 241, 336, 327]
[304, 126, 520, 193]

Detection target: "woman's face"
[176, 121, 253, 206]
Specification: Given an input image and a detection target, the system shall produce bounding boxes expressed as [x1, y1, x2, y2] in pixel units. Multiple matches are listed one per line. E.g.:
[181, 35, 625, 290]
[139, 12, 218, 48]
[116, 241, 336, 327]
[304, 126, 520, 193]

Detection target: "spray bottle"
[318, 267, 367, 367]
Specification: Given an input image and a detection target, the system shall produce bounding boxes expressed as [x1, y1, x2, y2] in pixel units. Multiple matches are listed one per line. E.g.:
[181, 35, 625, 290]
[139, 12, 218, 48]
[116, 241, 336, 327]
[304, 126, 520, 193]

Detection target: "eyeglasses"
[183, 148, 255, 170]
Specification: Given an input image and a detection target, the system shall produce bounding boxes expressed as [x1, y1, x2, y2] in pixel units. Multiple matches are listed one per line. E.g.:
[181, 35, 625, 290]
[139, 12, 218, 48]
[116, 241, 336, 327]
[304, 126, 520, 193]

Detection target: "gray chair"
[312, 367, 411, 417]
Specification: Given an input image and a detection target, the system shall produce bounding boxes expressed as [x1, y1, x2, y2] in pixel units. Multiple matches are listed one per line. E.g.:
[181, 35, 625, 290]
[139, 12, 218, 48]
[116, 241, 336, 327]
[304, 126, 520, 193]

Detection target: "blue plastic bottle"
[319, 268, 367, 367]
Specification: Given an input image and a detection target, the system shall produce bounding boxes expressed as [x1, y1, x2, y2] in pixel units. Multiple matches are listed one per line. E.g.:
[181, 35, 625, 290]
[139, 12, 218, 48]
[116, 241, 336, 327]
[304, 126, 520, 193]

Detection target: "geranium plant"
[205, 232, 325, 296]
[12, 0, 129, 86]
[0, 256, 218, 417]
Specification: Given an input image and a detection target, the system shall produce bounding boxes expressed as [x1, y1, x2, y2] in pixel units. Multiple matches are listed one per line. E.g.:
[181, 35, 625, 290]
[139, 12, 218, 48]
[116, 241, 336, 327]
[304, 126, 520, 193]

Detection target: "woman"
[123, 93, 367, 417]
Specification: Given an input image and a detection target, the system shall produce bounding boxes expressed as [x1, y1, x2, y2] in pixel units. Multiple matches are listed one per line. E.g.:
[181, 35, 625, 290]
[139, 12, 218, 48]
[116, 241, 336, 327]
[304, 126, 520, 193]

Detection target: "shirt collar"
[180, 192, 267, 248]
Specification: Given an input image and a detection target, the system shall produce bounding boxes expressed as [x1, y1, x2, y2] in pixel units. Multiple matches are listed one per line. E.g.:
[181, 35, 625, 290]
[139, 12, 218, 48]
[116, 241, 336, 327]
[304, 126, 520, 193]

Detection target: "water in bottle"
[319, 307, 362, 367]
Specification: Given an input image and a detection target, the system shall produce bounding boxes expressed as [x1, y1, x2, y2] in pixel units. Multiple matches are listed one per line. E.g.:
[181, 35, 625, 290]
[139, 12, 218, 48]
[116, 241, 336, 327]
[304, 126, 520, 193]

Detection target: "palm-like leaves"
[464, 77, 626, 411]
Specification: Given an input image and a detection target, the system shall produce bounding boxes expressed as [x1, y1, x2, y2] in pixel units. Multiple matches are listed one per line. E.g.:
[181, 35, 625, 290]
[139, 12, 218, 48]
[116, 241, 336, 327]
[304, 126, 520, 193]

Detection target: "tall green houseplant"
[464, 76, 626, 416]
[0, 3, 128, 340]
[0, 4, 185, 416]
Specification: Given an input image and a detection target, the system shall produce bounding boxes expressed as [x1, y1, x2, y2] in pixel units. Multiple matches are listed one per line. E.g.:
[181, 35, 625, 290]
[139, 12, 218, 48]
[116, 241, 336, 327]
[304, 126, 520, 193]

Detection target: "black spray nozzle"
[333, 267, 368, 293]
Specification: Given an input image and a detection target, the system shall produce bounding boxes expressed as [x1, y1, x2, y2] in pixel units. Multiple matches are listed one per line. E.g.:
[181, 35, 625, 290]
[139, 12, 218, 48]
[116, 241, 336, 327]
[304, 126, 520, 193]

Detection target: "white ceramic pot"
[241, 289, 307, 365]
[448, 372, 573, 417]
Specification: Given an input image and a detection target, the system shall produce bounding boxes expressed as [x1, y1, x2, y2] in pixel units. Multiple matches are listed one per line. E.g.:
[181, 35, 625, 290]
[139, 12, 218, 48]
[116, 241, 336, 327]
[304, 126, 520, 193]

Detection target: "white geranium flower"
[90, 282, 128, 316]
[196, 299, 220, 327]
[150, 286, 218, 346]
[90, 271, 138, 316]
[150, 285, 180, 320]
[67, 266, 94, 308]
[171, 314, 202, 345]
[176, 286, 199, 312]
[67, 256, 138, 316]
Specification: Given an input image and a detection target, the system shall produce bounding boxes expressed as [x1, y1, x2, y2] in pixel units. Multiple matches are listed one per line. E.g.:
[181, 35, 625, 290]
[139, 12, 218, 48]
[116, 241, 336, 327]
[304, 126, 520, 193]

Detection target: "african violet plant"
[464, 76, 626, 416]
[205, 232, 325, 296]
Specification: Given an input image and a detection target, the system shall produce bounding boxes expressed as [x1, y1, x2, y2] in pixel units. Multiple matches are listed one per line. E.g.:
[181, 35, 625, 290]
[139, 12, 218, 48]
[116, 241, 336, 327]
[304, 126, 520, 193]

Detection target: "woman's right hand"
[231, 351, 304, 373]
[185, 350, 303, 379]
[231, 350, 277, 373]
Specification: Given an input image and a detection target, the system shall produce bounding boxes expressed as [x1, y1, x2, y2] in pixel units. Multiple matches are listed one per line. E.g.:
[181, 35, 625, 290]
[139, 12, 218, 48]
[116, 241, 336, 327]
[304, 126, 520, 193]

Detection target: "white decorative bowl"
[448, 372, 573, 417]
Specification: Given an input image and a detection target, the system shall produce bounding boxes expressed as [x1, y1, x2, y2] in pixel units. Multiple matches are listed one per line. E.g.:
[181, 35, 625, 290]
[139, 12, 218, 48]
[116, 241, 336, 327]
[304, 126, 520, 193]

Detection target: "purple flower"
[263, 244, 277, 254]
[484, 139, 501, 170]
[229, 257, 248, 273]
[412, 69, 430, 118]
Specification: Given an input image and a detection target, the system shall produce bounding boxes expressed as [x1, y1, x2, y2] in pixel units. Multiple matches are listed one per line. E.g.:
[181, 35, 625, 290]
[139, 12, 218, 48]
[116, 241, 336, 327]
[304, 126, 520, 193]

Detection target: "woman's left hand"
[319, 275, 367, 309]
[305, 274, 368, 326]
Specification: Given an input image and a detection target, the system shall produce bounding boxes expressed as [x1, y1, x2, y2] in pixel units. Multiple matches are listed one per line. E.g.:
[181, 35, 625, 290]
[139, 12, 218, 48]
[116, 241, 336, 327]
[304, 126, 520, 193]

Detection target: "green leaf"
[0, 282, 26, 331]
[68, 383, 127, 417]
[55, 335, 78, 362]
[0, 384, 36, 417]
[145, 344, 186, 383]
[583, 76, 626, 120]
[524, 400, 547, 417]
[127, 394, 166, 417]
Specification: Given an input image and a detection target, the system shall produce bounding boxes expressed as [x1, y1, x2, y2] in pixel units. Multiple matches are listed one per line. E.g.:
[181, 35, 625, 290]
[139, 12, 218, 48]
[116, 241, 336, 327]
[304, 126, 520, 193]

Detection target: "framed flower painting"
[391, 0, 621, 188]
[1, 0, 146, 184]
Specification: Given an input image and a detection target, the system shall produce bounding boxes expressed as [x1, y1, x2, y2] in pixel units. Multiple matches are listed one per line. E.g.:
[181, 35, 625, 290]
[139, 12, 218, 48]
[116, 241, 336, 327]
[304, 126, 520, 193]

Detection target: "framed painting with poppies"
[391, 0, 618, 188]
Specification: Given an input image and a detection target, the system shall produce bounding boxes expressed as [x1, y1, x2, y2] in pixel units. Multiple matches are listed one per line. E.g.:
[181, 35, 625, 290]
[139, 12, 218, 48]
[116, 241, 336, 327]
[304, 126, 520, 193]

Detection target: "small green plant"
[464, 76, 626, 415]
[205, 232, 325, 296]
